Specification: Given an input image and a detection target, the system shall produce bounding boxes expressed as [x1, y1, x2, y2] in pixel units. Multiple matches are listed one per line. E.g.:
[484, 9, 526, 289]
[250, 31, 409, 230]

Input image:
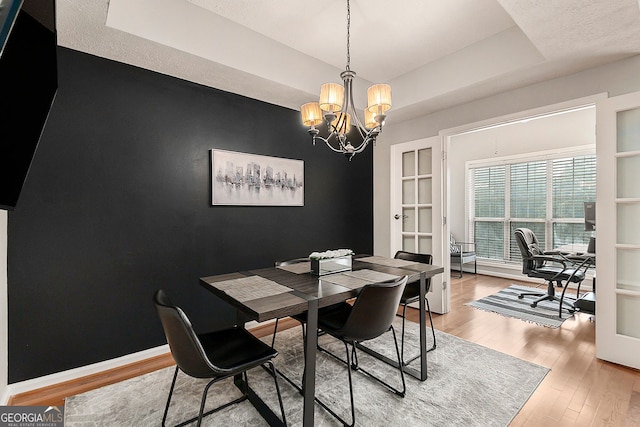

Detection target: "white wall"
[0, 210, 7, 403]
[373, 54, 640, 256]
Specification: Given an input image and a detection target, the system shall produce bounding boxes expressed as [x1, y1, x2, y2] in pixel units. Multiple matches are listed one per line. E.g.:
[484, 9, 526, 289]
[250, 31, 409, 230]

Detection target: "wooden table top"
[199, 256, 444, 322]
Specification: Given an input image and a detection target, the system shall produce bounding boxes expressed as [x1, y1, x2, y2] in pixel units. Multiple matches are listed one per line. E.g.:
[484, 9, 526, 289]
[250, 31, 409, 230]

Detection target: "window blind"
[468, 152, 595, 263]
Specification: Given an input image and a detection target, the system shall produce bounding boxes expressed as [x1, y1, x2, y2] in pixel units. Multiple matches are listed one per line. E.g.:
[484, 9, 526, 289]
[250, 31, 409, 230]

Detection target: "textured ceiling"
[56, 0, 640, 123]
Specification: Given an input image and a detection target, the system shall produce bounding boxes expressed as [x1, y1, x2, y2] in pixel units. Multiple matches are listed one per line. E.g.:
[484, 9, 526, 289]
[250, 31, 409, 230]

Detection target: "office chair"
[313, 276, 408, 427]
[394, 250, 437, 363]
[153, 290, 287, 427]
[513, 228, 585, 313]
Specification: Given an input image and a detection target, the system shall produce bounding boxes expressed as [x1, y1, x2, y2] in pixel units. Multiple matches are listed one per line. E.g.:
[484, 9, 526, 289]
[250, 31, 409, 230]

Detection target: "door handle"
[394, 214, 409, 220]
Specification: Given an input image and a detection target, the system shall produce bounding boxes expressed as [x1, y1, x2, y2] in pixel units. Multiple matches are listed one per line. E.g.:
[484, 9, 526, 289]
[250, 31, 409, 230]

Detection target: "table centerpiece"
[309, 249, 354, 276]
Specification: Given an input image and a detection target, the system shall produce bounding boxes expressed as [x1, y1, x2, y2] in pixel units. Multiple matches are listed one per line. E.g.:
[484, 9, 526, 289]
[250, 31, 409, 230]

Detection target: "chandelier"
[300, 0, 392, 161]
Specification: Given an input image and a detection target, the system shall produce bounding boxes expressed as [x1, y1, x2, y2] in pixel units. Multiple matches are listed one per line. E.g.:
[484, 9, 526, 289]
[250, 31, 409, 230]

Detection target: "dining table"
[199, 254, 444, 427]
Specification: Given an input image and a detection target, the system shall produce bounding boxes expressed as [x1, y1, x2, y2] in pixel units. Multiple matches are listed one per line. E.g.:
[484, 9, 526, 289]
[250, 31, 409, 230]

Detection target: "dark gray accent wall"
[7, 48, 373, 383]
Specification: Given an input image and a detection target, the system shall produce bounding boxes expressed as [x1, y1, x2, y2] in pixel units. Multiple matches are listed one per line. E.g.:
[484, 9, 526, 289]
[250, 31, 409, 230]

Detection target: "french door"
[390, 136, 447, 313]
[596, 91, 640, 369]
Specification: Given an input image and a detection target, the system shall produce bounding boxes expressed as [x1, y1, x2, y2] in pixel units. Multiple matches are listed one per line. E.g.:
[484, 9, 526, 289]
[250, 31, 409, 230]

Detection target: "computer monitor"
[584, 202, 595, 231]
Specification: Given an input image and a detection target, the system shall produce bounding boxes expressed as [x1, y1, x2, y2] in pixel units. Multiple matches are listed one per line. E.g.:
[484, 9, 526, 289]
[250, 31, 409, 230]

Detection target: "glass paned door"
[596, 92, 640, 369]
[401, 148, 433, 251]
[391, 136, 445, 312]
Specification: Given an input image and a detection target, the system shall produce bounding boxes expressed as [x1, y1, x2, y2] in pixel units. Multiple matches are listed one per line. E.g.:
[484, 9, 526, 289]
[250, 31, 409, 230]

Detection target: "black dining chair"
[313, 275, 408, 427]
[394, 250, 437, 364]
[153, 289, 287, 427]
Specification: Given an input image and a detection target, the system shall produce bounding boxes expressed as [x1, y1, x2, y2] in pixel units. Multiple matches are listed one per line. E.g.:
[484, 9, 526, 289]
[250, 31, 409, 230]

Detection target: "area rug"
[465, 284, 573, 328]
[64, 318, 548, 426]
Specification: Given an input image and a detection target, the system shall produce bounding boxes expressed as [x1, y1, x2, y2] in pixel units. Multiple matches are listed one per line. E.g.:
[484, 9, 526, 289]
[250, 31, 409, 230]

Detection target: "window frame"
[466, 145, 596, 264]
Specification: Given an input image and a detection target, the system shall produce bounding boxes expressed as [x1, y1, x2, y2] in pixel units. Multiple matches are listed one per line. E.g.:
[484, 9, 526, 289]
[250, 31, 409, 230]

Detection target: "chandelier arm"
[325, 121, 349, 151]
[312, 133, 349, 154]
[351, 127, 381, 154]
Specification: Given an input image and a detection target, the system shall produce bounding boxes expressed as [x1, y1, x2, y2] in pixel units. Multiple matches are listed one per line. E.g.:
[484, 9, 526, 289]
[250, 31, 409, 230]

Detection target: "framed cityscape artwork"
[211, 149, 304, 206]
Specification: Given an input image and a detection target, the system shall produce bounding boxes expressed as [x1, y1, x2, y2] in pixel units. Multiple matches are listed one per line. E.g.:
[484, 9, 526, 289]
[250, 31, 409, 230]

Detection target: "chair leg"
[400, 303, 408, 363]
[272, 320, 308, 397]
[425, 298, 437, 353]
[313, 341, 356, 427]
[271, 318, 279, 348]
[519, 281, 576, 314]
[400, 299, 437, 366]
[459, 257, 463, 278]
[164, 368, 249, 427]
[196, 374, 220, 427]
[161, 366, 180, 427]
[348, 330, 406, 397]
[390, 326, 407, 397]
[267, 361, 288, 427]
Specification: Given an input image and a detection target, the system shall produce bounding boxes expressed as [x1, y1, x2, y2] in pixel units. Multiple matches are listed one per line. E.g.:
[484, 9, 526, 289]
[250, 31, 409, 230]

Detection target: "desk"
[559, 252, 596, 317]
[200, 256, 444, 427]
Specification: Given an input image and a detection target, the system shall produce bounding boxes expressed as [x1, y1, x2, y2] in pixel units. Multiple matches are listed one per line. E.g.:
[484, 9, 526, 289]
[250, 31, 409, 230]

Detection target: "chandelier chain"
[346, 0, 351, 70]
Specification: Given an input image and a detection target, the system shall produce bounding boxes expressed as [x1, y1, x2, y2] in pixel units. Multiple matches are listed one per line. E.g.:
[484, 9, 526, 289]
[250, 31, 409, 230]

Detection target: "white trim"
[2, 344, 170, 404]
[439, 93, 607, 139]
[466, 144, 596, 169]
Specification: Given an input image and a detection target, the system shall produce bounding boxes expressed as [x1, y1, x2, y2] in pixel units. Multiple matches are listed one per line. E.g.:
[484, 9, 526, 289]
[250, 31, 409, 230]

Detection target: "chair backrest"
[449, 234, 459, 254]
[153, 290, 219, 378]
[338, 275, 408, 342]
[394, 250, 432, 291]
[514, 228, 543, 274]
[394, 250, 432, 265]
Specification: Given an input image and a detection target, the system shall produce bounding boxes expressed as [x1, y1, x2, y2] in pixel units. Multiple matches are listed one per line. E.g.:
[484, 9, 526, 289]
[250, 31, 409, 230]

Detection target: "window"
[468, 150, 595, 263]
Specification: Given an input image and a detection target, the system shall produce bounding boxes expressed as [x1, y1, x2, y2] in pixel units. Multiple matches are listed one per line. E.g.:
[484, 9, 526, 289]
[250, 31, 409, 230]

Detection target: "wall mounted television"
[0, 0, 57, 210]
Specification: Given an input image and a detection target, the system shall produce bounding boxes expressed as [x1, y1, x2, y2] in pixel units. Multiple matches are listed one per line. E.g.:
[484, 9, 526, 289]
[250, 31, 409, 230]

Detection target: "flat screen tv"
[0, 0, 57, 210]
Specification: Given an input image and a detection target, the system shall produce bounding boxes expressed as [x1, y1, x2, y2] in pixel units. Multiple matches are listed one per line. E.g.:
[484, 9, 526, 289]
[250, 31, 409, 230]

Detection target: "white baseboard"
[0, 388, 10, 406]
[3, 344, 170, 404]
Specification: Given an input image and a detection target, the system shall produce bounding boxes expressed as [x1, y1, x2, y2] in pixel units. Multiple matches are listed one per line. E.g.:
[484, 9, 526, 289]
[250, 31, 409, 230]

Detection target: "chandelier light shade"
[364, 108, 378, 130]
[301, 102, 323, 127]
[319, 83, 344, 112]
[300, 0, 391, 160]
[367, 84, 392, 114]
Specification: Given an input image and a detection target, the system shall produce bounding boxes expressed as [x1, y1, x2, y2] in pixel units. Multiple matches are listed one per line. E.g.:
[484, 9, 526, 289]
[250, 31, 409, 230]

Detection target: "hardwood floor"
[9, 274, 640, 426]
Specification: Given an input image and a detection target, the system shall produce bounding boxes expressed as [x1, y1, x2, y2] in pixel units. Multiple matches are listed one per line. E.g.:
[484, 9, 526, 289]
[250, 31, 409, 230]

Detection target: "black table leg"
[417, 271, 428, 380]
[302, 298, 318, 426]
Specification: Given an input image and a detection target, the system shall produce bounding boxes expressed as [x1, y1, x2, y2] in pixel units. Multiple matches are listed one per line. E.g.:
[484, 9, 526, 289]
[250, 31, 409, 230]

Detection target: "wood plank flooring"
[9, 274, 640, 426]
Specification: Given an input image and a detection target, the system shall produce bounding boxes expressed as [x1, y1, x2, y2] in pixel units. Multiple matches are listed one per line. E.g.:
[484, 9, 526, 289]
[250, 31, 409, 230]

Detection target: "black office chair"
[394, 250, 436, 363]
[313, 276, 408, 427]
[513, 228, 585, 313]
[153, 290, 287, 427]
